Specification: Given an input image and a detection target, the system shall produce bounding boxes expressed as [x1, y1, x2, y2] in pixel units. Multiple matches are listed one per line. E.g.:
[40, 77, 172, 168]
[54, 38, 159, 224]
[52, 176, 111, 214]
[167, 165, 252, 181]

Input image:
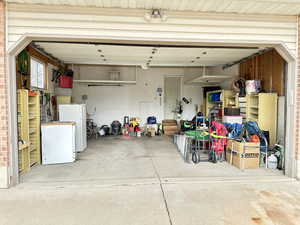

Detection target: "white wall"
[210, 65, 239, 89]
[72, 65, 203, 126]
[182, 85, 203, 119]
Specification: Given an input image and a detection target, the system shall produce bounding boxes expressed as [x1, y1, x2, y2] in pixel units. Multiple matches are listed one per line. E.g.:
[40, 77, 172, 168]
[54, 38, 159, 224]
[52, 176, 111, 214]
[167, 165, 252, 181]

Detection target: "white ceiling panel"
[34, 42, 261, 67]
[6, 0, 300, 15]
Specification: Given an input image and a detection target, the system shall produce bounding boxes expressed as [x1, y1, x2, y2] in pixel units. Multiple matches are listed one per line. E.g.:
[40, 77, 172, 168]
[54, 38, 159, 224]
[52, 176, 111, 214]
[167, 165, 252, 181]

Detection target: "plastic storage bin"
[60, 75, 73, 88]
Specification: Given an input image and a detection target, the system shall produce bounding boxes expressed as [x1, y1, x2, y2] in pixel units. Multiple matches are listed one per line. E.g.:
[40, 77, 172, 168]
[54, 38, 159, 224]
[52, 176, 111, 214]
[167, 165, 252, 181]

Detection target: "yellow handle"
[203, 131, 228, 139]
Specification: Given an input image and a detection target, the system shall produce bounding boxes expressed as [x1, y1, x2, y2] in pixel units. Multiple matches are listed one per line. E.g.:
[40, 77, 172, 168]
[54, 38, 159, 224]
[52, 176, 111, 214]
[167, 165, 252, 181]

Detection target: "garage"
[1, 1, 299, 188]
[9, 38, 290, 185]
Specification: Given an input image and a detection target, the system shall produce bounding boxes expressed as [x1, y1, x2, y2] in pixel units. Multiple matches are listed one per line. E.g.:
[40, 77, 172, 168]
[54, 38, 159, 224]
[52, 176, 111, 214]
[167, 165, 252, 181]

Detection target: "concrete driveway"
[1, 178, 300, 225]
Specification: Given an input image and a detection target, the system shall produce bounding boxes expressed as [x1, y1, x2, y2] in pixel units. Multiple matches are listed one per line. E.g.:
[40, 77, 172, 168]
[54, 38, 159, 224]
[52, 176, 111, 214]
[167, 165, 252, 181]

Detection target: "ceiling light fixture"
[144, 9, 167, 22]
[141, 64, 149, 70]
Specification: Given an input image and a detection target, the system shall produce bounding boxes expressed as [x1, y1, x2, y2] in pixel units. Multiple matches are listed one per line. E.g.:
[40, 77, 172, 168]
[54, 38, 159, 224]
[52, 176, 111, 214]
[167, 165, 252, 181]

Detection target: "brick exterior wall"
[297, 17, 300, 178]
[0, 1, 9, 172]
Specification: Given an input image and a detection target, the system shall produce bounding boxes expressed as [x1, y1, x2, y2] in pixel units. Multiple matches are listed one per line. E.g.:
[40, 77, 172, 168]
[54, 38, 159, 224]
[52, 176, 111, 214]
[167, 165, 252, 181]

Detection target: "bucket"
[246, 80, 261, 94]
[267, 154, 278, 169]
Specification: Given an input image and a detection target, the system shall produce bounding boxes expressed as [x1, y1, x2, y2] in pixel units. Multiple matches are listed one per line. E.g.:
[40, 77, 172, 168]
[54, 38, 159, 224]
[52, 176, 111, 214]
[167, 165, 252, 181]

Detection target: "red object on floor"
[250, 135, 260, 143]
[60, 75, 73, 88]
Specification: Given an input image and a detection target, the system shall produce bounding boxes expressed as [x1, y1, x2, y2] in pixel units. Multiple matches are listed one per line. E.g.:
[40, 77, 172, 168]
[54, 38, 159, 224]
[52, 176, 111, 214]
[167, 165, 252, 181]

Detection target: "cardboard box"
[163, 125, 178, 131]
[162, 119, 177, 124]
[226, 140, 260, 169]
[57, 96, 72, 104]
[147, 128, 156, 137]
[164, 130, 178, 136]
[162, 120, 178, 135]
[146, 124, 158, 132]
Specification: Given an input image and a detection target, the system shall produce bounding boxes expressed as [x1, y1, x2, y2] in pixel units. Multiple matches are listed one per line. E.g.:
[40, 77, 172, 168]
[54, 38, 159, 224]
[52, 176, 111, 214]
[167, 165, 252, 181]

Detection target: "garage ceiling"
[6, 0, 300, 15]
[34, 42, 261, 67]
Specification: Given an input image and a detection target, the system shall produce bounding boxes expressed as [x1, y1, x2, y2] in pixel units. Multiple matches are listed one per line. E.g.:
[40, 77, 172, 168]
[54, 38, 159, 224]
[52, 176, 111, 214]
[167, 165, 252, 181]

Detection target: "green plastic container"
[185, 130, 209, 140]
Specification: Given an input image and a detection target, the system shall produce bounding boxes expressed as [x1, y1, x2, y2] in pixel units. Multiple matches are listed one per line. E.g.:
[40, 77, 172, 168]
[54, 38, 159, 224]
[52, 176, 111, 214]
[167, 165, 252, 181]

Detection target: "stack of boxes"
[162, 120, 179, 136]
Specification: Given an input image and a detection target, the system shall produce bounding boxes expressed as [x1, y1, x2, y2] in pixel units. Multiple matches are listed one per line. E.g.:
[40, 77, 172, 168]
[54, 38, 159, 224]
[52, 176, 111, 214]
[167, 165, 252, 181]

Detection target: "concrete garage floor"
[1, 136, 300, 225]
[20, 136, 284, 186]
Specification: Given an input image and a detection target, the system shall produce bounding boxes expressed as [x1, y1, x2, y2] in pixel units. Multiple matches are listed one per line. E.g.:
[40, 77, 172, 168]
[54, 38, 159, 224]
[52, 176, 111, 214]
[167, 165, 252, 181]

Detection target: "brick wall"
[0, 0, 9, 186]
[296, 16, 300, 178]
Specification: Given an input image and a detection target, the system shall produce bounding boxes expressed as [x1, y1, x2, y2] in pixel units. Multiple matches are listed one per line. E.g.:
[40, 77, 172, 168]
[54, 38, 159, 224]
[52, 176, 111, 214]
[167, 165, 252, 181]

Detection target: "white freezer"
[41, 122, 76, 165]
[59, 104, 87, 152]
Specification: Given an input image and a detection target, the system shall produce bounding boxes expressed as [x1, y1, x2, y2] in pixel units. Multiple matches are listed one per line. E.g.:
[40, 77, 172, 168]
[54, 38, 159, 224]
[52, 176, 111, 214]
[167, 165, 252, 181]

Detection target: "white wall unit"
[59, 104, 87, 152]
[41, 122, 76, 165]
[7, 4, 297, 56]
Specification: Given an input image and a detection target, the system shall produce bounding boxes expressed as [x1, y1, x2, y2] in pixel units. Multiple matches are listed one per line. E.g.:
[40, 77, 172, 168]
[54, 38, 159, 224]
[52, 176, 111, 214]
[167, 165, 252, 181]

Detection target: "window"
[30, 58, 45, 89]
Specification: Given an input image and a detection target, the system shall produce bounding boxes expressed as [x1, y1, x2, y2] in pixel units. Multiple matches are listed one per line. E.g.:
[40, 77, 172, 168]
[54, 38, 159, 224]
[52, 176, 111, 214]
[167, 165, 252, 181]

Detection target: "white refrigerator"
[59, 104, 87, 152]
[41, 122, 76, 165]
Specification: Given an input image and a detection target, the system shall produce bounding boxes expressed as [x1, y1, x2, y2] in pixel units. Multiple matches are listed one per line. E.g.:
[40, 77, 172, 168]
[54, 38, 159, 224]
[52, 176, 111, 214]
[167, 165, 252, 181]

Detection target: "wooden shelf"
[17, 90, 30, 173]
[30, 146, 36, 152]
[246, 93, 278, 145]
[205, 90, 236, 116]
[208, 101, 222, 104]
[28, 91, 41, 166]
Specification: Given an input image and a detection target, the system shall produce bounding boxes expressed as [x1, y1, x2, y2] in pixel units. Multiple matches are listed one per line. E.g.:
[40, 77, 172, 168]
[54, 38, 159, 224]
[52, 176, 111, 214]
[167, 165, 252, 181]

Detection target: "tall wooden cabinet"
[17, 89, 41, 173]
[246, 93, 278, 145]
[28, 91, 41, 166]
[17, 89, 30, 173]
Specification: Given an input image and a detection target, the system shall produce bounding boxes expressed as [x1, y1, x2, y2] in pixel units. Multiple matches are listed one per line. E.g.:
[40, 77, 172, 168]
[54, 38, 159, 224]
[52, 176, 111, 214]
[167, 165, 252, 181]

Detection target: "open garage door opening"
[12, 40, 291, 186]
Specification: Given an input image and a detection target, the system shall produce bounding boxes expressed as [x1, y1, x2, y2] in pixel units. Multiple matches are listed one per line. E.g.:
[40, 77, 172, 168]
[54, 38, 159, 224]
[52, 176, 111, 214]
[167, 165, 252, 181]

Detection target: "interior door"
[164, 77, 181, 119]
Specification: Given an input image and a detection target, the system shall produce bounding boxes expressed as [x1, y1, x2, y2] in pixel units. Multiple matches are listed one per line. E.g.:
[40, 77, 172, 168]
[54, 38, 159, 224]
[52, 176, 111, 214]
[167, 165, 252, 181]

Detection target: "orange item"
[250, 135, 260, 143]
[28, 90, 38, 96]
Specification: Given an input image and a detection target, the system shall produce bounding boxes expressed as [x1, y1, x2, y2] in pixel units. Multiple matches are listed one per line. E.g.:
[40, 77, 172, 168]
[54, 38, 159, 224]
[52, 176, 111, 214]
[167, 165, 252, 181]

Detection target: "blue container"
[212, 93, 221, 102]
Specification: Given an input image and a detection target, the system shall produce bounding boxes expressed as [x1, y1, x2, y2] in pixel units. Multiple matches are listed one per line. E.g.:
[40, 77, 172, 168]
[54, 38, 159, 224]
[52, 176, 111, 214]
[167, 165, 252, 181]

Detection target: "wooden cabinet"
[28, 91, 41, 166]
[246, 93, 278, 145]
[17, 89, 41, 173]
[18, 143, 30, 173]
[205, 90, 236, 117]
[17, 89, 30, 173]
